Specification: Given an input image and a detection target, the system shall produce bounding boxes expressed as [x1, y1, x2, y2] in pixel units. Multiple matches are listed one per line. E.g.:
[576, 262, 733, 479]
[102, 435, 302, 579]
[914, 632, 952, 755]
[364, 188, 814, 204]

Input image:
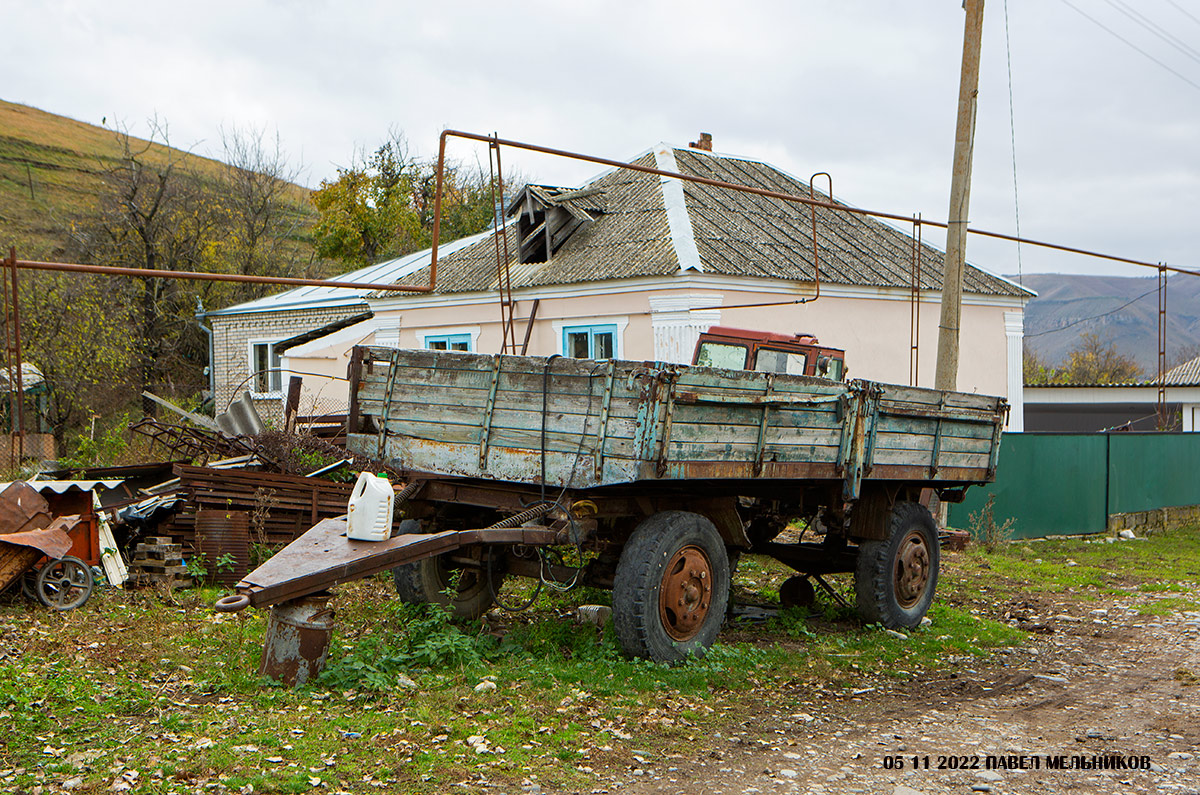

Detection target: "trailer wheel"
[391, 523, 500, 619]
[854, 501, 939, 628]
[612, 511, 730, 664]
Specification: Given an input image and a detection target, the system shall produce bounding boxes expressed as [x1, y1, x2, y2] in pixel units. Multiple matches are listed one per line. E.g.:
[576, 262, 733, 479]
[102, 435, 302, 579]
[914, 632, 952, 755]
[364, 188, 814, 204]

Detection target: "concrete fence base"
[1107, 504, 1200, 536]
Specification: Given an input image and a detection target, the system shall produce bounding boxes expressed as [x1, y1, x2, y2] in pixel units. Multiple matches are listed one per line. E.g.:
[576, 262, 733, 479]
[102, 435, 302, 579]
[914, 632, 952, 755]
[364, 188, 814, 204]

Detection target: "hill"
[0, 99, 316, 264]
[1018, 272, 1200, 374]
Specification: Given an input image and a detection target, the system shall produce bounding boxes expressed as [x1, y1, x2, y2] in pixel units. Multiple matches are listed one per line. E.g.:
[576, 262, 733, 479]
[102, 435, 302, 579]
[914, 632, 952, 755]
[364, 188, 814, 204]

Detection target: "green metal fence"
[949, 432, 1200, 538]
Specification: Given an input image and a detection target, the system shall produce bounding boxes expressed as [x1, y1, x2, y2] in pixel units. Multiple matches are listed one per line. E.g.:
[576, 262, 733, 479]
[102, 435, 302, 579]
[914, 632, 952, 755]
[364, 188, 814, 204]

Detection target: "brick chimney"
[689, 132, 713, 151]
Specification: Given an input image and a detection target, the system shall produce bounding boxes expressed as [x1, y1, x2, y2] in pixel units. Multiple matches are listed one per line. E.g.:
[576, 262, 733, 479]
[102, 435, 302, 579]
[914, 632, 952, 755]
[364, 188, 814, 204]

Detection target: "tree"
[20, 272, 137, 444]
[1022, 344, 1059, 385]
[217, 125, 317, 298]
[1024, 333, 1143, 385]
[1168, 342, 1200, 370]
[311, 132, 504, 268]
[67, 119, 218, 414]
[1059, 333, 1143, 384]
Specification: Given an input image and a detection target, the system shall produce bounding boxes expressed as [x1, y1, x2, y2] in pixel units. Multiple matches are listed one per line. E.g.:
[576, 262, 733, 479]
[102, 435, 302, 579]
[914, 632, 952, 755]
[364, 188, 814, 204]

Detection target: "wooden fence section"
[165, 465, 354, 551]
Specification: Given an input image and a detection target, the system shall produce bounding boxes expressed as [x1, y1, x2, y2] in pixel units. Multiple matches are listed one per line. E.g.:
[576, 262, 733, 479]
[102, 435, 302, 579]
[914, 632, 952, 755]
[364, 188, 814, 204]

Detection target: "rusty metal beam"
[432, 129, 1200, 280]
[9, 258, 434, 292]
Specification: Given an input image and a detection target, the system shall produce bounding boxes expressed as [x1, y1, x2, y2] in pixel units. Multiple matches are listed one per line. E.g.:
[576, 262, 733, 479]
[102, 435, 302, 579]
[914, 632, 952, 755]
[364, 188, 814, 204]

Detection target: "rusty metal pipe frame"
[3, 249, 25, 466]
[8, 258, 435, 292]
[431, 129, 1200, 280]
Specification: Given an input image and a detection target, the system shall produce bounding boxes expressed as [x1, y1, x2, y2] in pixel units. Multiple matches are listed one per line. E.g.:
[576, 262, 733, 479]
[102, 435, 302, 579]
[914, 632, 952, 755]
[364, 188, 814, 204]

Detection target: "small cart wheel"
[854, 501, 939, 629]
[36, 556, 94, 611]
[612, 511, 730, 664]
[21, 570, 38, 601]
[392, 523, 500, 619]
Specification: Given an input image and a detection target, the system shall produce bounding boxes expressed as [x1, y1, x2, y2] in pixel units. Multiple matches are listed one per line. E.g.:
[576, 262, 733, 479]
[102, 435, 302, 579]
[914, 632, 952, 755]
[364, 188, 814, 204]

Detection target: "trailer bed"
[347, 347, 1006, 498]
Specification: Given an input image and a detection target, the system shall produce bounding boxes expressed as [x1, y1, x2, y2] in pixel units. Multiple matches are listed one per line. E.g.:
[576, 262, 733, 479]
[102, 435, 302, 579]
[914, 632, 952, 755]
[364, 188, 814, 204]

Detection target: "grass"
[0, 99, 315, 263]
[3, 523, 1199, 793]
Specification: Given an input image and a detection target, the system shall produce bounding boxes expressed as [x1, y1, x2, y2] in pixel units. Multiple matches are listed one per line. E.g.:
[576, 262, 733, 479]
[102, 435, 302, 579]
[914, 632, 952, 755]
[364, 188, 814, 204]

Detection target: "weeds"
[968, 493, 1016, 551]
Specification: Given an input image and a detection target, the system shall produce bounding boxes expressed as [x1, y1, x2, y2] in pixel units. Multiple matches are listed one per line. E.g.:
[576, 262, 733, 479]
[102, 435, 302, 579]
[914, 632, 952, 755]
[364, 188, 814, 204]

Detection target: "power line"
[1102, 0, 1200, 66]
[1163, 0, 1200, 29]
[1058, 0, 1200, 92]
[1026, 283, 1162, 338]
[1003, 0, 1024, 285]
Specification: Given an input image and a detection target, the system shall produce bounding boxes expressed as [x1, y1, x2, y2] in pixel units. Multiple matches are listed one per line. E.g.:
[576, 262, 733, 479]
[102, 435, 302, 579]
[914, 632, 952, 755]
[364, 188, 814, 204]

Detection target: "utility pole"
[935, 0, 985, 391]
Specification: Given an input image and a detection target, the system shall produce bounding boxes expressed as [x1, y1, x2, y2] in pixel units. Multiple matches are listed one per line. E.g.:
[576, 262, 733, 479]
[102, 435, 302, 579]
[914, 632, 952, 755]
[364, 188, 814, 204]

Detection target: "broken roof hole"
[507, 184, 605, 264]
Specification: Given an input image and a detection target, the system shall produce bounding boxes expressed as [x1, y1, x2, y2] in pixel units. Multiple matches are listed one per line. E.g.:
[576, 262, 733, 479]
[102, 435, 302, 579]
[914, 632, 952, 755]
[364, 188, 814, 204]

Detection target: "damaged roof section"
[509, 184, 606, 265]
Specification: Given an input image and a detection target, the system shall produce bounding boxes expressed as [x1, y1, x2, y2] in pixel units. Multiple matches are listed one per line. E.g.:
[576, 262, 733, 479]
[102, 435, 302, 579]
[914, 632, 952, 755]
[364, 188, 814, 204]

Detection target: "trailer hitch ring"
[214, 593, 251, 613]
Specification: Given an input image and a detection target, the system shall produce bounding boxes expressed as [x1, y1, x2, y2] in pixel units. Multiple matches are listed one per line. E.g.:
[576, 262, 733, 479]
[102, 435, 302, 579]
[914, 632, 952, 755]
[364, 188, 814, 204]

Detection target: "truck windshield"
[695, 342, 747, 369]
[755, 348, 808, 375]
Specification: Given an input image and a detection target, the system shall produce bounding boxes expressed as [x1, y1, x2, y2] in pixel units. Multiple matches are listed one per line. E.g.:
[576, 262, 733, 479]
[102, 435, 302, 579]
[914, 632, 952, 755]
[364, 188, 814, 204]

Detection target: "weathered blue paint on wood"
[347, 347, 1007, 497]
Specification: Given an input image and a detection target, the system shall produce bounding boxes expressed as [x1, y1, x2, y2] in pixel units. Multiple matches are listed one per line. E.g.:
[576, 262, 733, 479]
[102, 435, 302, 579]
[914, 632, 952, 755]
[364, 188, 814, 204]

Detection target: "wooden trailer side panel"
[347, 347, 1006, 492]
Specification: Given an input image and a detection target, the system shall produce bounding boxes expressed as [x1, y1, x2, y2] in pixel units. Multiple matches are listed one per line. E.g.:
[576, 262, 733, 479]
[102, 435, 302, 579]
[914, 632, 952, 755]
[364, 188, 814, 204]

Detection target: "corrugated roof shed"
[1160, 355, 1200, 386]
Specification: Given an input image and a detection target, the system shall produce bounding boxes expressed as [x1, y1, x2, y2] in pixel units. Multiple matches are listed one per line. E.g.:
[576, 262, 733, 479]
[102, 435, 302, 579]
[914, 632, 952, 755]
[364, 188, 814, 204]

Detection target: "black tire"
[36, 556, 94, 611]
[854, 501, 939, 628]
[391, 522, 499, 620]
[612, 511, 730, 664]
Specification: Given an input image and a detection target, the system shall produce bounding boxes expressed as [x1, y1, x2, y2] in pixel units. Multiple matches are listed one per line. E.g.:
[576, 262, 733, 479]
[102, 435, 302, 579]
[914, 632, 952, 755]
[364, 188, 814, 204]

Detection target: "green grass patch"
[7, 525, 1200, 792]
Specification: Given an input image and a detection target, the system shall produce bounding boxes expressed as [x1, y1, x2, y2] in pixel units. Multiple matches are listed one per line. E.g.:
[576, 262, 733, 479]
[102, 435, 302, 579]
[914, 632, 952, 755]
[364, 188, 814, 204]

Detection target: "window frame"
[424, 333, 473, 351]
[418, 326, 480, 352]
[246, 338, 283, 396]
[558, 322, 622, 360]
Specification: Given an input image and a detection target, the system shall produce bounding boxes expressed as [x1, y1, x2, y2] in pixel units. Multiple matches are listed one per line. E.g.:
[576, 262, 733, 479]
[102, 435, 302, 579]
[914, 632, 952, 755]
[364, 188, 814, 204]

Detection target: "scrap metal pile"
[0, 392, 381, 606]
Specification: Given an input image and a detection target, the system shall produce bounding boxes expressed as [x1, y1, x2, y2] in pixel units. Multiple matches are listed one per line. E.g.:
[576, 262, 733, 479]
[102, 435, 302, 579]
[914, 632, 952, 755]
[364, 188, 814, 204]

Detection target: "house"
[209, 140, 1034, 427]
[1024, 354, 1200, 432]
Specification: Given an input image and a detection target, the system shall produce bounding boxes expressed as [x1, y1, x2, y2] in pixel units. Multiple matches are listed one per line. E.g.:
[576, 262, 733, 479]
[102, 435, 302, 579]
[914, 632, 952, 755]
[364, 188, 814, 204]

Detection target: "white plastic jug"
[346, 472, 395, 541]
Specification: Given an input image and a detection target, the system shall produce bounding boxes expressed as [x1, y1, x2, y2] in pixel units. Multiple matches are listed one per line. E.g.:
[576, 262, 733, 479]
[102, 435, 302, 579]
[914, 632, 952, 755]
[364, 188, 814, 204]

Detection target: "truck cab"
[692, 326, 846, 380]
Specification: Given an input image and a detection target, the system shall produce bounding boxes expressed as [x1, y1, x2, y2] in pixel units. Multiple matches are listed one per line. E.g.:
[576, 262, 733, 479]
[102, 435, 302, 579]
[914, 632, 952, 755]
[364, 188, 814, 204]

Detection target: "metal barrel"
[257, 592, 335, 687]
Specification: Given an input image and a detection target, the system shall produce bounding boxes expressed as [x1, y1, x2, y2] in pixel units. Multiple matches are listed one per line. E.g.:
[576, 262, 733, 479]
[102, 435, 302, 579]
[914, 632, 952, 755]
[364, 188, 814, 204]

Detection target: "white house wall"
[227, 280, 1022, 422]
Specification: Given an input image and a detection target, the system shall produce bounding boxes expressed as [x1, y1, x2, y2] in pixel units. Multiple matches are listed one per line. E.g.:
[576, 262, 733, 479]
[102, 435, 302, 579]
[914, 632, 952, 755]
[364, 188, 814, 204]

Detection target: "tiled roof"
[369, 145, 1031, 299]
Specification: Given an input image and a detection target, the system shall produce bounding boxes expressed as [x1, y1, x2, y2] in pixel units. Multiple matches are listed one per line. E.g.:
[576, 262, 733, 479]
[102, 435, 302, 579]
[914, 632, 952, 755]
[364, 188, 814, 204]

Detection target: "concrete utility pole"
[935, 0, 985, 391]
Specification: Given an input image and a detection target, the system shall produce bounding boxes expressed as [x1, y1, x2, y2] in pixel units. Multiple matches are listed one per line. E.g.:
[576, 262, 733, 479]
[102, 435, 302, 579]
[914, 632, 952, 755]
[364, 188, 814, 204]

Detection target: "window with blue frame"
[425, 333, 472, 351]
[562, 324, 617, 359]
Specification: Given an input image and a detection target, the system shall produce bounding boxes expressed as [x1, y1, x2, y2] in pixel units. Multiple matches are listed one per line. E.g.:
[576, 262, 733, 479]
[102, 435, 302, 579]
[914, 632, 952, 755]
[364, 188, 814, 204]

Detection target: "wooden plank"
[872, 431, 993, 455]
[381, 418, 637, 458]
[872, 448, 992, 468]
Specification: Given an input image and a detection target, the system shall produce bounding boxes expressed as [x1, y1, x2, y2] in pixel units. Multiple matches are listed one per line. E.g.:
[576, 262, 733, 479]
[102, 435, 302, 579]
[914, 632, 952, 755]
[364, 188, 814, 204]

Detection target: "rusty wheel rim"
[894, 529, 931, 609]
[658, 545, 713, 641]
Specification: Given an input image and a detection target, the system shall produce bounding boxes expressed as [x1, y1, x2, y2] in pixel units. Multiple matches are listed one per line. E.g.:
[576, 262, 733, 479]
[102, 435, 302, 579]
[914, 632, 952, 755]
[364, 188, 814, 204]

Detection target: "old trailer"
[220, 346, 1006, 663]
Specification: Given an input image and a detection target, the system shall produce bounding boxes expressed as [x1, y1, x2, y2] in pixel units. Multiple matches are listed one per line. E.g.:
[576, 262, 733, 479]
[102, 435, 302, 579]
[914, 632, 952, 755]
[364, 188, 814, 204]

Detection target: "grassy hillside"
[0, 99, 315, 264]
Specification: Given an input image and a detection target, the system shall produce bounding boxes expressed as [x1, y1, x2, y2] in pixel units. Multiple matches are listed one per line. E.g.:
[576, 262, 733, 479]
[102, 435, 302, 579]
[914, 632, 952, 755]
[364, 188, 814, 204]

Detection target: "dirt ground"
[570, 588, 1200, 795]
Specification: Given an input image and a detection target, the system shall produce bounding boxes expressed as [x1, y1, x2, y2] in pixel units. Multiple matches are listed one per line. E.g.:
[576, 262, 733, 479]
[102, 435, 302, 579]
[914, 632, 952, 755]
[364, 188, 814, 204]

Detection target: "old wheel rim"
[658, 545, 713, 641]
[37, 559, 91, 610]
[894, 530, 931, 609]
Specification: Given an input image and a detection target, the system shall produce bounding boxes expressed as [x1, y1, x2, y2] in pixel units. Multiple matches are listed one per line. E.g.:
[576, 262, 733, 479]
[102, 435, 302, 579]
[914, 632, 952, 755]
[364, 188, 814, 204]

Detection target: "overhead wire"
[1025, 283, 1163, 338]
[1057, 0, 1200, 92]
[1003, 0, 1024, 285]
[1101, 0, 1200, 65]
[1164, 0, 1200, 28]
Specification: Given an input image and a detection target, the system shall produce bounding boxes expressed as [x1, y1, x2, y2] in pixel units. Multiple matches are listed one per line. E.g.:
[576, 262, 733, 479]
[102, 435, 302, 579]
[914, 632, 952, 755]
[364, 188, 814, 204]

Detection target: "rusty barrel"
[258, 592, 335, 687]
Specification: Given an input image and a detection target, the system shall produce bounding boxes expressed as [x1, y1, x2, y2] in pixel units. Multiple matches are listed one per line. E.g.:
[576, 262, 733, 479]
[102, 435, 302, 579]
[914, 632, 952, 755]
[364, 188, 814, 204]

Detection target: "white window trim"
[418, 325, 481, 351]
[552, 316, 630, 359]
[246, 338, 284, 398]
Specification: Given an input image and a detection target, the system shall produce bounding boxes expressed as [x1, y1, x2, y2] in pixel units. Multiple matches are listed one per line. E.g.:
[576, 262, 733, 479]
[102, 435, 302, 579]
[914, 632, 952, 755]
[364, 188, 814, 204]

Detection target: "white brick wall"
[210, 304, 366, 419]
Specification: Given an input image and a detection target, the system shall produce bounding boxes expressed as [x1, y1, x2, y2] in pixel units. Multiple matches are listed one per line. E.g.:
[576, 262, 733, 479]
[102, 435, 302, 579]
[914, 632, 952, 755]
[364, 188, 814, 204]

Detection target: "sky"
[5, 0, 1200, 281]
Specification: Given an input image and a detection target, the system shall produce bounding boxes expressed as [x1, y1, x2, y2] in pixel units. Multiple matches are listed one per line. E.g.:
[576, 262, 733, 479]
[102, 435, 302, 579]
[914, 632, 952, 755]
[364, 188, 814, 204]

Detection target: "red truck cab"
[692, 326, 846, 380]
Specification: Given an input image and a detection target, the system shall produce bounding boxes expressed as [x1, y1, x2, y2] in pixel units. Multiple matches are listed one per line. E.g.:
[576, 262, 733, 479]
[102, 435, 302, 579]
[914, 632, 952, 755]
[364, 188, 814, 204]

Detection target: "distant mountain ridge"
[1016, 272, 1200, 374]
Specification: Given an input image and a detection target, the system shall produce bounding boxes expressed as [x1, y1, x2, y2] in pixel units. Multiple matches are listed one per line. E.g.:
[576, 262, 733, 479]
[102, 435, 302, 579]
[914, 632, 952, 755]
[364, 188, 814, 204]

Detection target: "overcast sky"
[6, 0, 1200, 281]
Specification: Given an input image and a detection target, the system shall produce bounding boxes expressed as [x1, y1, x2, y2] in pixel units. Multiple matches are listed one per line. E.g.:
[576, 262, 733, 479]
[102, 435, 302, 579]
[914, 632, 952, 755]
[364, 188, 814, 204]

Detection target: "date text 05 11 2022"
[881, 755, 1154, 771]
